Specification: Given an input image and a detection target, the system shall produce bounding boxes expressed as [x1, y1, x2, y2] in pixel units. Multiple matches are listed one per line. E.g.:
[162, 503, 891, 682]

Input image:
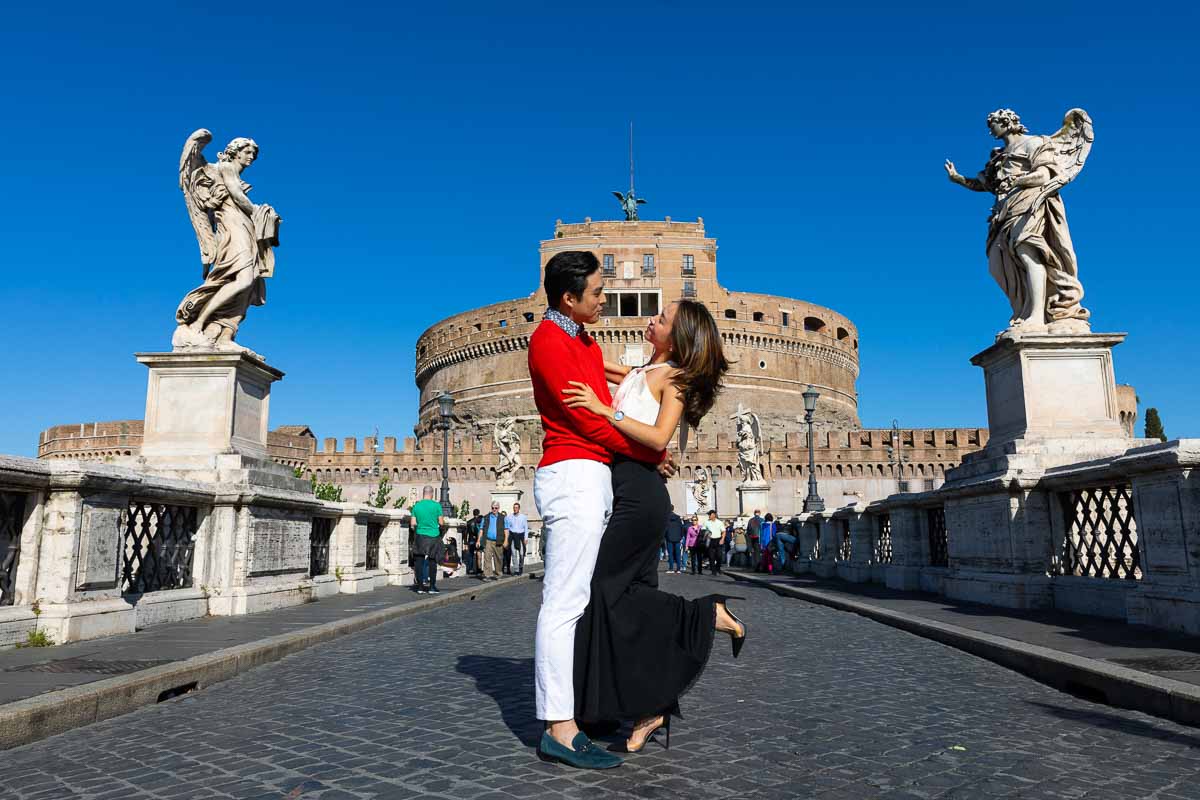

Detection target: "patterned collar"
[544, 307, 583, 338]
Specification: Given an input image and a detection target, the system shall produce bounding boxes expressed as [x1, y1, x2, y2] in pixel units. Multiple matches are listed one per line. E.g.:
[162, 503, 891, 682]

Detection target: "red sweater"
[528, 319, 662, 468]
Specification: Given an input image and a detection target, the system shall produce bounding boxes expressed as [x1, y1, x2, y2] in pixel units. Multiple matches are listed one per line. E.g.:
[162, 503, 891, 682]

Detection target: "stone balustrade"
[782, 439, 1200, 636]
[0, 454, 416, 649]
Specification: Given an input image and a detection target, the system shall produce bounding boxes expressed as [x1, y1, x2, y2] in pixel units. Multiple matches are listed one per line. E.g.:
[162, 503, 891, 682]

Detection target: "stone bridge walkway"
[3, 572, 1200, 799]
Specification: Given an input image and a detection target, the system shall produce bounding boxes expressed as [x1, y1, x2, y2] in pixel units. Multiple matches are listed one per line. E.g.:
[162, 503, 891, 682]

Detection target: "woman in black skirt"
[563, 300, 746, 754]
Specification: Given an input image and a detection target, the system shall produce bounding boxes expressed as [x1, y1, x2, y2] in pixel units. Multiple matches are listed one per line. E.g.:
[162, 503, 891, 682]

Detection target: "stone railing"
[780, 440, 1200, 636]
[0, 455, 415, 649]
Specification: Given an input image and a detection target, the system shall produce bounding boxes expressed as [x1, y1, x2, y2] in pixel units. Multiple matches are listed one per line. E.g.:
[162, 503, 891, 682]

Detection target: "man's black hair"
[472, 508, 480, 515]
[544, 251, 601, 310]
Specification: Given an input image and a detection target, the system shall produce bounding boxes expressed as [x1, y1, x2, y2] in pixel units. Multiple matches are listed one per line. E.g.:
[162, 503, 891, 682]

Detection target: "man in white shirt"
[703, 510, 726, 577]
[506, 502, 529, 576]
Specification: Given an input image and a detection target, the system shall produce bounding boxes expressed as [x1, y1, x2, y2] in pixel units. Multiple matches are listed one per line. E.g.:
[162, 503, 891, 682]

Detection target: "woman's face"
[235, 147, 258, 167]
[645, 301, 677, 354]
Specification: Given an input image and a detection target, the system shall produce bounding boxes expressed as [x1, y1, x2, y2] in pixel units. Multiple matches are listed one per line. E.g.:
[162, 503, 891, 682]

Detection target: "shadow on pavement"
[1026, 700, 1200, 747]
[457, 655, 541, 747]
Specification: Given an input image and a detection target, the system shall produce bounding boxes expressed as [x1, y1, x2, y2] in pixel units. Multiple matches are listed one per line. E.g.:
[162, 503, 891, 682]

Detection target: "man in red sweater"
[529, 251, 659, 769]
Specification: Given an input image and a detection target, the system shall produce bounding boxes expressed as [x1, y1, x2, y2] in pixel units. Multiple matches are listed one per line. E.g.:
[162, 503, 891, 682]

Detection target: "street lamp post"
[802, 385, 824, 513]
[436, 392, 455, 517]
[888, 418, 909, 493]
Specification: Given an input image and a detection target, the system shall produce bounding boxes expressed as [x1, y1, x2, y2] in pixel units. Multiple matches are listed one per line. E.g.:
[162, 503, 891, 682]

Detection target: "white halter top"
[612, 362, 673, 426]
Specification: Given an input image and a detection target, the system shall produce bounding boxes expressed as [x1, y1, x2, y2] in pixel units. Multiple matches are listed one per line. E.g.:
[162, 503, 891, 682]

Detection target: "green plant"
[393, 496, 409, 510]
[370, 474, 393, 508]
[459, 499, 470, 519]
[293, 466, 305, 479]
[311, 475, 344, 502]
[17, 629, 54, 648]
[334, 566, 345, 583]
[1144, 407, 1167, 442]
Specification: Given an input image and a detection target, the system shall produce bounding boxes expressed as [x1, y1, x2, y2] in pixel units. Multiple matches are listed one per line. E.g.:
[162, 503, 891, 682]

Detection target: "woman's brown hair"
[668, 300, 730, 428]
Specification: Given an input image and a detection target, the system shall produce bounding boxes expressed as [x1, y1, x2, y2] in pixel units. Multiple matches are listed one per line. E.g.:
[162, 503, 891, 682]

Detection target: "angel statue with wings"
[172, 129, 281, 355]
[612, 189, 646, 221]
[493, 417, 522, 488]
[690, 465, 711, 512]
[945, 108, 1094, 334]
[731, 403, 764, 484]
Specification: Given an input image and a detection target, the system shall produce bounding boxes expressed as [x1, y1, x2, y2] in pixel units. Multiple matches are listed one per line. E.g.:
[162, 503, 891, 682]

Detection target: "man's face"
[565, 270, 605, 325]
[513, 504, 520, 514]
[491, 504, 500, 514]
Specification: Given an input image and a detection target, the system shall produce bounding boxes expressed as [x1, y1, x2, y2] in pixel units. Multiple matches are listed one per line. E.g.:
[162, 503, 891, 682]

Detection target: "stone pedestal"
[490, 487, 523, 512]
[132, 351, 308, 492]
[736, 482, 769, 516]
[948, 332, 1135, 485]
[138, 351, 282, 460]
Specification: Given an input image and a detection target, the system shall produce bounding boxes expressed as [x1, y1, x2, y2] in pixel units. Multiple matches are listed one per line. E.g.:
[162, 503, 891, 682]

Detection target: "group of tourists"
[462, 502, 530, 579]
[663, 508, 793, 576]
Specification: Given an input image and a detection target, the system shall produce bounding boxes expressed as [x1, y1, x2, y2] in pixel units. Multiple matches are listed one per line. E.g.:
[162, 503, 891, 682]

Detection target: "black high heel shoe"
[716, 597, 747, 658]
[609, 714, 670, 753]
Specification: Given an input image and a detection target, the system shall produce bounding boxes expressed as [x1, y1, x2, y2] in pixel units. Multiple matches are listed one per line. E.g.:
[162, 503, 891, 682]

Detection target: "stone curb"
[0, 572, 541, 751]
[727, 571, 1200, 728]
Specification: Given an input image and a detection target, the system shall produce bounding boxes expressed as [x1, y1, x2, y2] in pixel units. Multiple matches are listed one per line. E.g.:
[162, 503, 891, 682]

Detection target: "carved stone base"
[946, 332, 1139, 487]
[736, 482, 770, 517]
[138, 351, 282, 461]
[490, 487, 524, 512]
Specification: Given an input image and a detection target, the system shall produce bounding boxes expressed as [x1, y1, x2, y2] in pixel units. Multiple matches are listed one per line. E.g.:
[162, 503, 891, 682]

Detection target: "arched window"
[836, 327, 849, 340]
[753, 311, 764, 322]
[724, 309, 736, 319]
[803, 316, 826, 333]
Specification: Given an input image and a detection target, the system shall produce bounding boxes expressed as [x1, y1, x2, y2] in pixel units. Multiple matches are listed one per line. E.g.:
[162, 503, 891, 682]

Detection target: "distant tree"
[1144, 408, 1167, 442]
[311, 475, 344, 503]
[292, 466, 304, 479]
[369, 474, 393, 508]
[459, 499, 470, 519]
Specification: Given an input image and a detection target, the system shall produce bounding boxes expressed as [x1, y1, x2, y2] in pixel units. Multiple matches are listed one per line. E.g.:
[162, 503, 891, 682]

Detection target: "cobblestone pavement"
[3, 572, 1200, 800]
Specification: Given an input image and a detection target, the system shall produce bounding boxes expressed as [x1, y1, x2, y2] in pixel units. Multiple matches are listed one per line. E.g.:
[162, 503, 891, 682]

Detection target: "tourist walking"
[686, 515, 704, 574]
[664, 508, 684, 574]
[774, 516, 800, 572]
[478, 502, 507, 580]
[507, 502, 529, 576]
[703, 510, 726, 576]
[746, 510, 763, 570]
[464, 508, 482, 576]
[410, 485, 445, 594]
[758, 513, 777, 572]
[563, 298, 746, 754]
[529, 251, 662, 769]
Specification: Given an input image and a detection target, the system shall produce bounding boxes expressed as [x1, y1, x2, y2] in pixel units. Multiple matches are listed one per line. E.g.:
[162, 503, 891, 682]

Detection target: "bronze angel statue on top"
[172, 129, 281, 355]
[612, 190, 646, 221]
[945, 108, 1094, 335]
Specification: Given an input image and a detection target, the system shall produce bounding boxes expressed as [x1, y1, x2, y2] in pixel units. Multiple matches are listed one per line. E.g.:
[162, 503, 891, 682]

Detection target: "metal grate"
[1057, 484, 1141, 580]
[7, 658, 174, 675]
[837, 520, 852, 562]
[874, 514, 893, 565]
[927, 507, 949, 568]
[1, 491, 26, 607]
[121, 501, 198, 595]
[365, 522, 383, 570]
[310, 517, 334, 577]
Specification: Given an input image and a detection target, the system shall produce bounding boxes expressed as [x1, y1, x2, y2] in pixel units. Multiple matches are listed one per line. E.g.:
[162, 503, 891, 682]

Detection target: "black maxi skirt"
[573, 457, 718, 722]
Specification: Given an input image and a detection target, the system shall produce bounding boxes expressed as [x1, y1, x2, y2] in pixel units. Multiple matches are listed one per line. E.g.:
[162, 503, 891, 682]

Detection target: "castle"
[37, 216, 1137, 516]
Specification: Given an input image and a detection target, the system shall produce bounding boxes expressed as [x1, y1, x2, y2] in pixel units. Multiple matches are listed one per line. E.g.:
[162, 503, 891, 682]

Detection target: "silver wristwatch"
[612, 410, 625, 423]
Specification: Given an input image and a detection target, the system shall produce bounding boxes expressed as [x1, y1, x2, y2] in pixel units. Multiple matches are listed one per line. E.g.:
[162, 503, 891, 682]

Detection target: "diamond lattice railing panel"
[121, 501, 198, 595]
[927, 507, 949, 568]
[310, 517, 334, 577]
[875, 515, 893, 565]
[0, 491, 27, 606]
[365, 522, 383, 571]
[1059, 484, 1141, 580]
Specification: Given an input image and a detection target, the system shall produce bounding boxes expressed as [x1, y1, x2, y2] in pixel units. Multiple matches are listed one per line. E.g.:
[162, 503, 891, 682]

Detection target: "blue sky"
[2, 1, 1196, 456]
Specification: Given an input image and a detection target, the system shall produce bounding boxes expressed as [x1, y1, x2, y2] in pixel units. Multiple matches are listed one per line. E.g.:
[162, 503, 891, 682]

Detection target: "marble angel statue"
[493, 418, 522, 488]
[731, 404, 764, 484]
[690, 466, 711, 512]
[173, 129, 281, 354]
[945, 109, 1094, 334]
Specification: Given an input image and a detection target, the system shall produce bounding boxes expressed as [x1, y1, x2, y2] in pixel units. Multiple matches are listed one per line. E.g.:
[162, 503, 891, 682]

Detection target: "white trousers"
[533, 459, 613, 721]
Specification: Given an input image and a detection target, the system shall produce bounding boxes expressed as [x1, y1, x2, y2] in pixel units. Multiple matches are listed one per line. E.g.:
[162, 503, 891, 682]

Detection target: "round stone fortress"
[415, 217, 861, 442]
